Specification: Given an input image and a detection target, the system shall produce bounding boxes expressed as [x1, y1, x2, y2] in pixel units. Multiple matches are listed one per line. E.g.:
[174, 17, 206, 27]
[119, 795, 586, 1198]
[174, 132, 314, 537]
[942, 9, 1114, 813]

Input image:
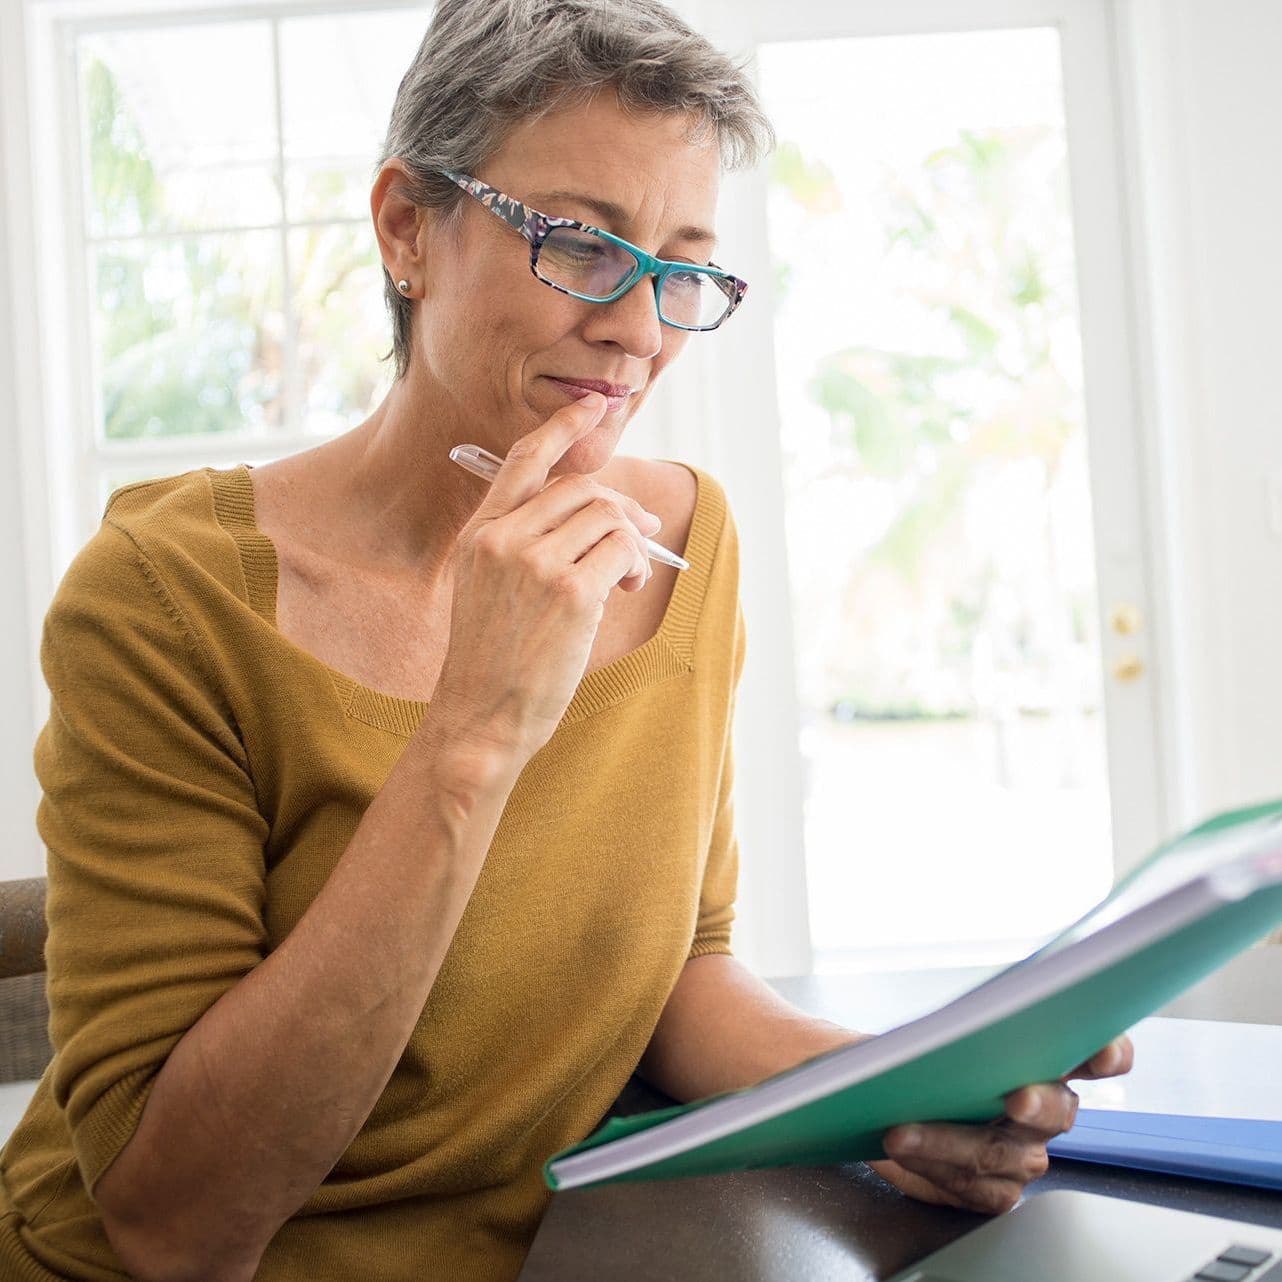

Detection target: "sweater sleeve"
[35, 519, 270, 1199]
[688, 596, 746, 960]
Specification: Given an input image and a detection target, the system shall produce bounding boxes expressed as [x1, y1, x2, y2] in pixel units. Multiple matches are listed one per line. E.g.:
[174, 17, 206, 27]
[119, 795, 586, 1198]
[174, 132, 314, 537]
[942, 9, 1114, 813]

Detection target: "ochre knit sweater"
[0, 460, 743, 1281]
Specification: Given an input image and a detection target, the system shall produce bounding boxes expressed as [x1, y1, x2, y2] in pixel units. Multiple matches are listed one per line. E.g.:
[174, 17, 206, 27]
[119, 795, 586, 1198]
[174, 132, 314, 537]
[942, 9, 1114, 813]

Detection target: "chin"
[548, 436, 620, 475]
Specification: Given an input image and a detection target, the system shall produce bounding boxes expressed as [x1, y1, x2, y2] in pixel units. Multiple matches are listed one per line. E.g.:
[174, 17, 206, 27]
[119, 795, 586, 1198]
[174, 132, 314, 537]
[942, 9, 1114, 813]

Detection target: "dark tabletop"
[518, 958, 1282, 1282]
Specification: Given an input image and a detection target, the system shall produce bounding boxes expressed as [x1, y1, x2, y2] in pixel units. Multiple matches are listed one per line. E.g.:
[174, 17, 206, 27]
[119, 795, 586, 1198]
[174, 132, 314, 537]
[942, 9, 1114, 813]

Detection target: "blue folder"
[1047, 1108, 1282, 1190]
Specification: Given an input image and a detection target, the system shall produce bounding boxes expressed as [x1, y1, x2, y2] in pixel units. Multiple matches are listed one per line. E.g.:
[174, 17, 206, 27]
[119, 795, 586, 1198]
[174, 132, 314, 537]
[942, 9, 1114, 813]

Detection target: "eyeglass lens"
[536, 226, 733, 329]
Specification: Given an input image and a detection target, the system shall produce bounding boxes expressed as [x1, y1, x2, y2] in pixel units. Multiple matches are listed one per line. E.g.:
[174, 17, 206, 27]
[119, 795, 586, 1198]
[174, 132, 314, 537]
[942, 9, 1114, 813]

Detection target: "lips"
[556, 377, 637, 395]
[547, 376, 638, 412]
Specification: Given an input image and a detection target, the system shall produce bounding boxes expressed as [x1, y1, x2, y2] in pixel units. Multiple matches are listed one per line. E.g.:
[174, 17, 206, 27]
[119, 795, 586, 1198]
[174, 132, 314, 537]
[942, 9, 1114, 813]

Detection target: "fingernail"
[1017, 1094, 1042, 1125]
[642, 511, 662, 532]
[895, 1126, 921, 1152]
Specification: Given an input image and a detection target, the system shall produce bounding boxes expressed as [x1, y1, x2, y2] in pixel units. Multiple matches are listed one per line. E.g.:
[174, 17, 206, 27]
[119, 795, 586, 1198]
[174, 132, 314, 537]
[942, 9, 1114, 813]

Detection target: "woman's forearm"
[93, 714, 526, 1282]
[637, 954, 870, 1104]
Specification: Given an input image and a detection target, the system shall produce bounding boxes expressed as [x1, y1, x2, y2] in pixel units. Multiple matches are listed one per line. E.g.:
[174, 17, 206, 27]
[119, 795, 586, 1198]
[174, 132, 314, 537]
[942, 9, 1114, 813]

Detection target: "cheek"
[656, 326, 691, 369]
[638, 328, 689, 396]
[418, 296, 523, 401]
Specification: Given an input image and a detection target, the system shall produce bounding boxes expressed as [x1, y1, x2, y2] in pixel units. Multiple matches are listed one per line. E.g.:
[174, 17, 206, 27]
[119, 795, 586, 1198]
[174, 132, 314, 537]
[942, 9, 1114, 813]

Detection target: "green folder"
[544, 797, 1282, 1191]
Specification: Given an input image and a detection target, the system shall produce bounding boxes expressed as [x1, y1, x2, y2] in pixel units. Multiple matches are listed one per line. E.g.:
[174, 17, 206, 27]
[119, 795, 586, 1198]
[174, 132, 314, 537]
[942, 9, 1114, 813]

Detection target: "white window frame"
[32, 0, 434, 574]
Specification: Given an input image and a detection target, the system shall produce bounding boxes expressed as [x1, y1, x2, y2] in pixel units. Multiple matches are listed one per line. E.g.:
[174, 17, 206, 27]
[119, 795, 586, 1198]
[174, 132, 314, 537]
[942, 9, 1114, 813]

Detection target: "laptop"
[886, 1190, 1282, 1282]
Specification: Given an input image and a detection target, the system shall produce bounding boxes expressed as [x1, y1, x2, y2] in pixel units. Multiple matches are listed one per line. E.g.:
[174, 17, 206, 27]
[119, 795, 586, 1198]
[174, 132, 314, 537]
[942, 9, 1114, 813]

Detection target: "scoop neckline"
[210, 460, 724, 737]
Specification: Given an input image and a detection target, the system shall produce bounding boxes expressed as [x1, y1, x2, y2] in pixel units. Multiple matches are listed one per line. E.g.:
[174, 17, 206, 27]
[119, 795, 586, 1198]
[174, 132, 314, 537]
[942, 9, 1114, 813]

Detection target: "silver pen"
[448, 443, 690, 571]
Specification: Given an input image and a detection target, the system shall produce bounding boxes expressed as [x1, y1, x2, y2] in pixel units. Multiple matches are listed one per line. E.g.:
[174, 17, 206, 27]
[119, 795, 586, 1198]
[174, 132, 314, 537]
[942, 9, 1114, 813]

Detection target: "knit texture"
[0, 459, 744, 1281]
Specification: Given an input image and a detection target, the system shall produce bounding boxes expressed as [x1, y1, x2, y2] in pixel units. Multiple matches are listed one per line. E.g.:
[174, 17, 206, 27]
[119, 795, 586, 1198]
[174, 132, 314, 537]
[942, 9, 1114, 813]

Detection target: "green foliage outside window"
[770, 125, 1095, 718]
[84, 51, 389, 445]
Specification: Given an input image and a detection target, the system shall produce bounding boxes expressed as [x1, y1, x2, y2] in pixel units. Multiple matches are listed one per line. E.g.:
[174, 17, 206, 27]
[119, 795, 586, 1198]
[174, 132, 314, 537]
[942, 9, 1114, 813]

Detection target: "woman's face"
[411, 92, 723, 473]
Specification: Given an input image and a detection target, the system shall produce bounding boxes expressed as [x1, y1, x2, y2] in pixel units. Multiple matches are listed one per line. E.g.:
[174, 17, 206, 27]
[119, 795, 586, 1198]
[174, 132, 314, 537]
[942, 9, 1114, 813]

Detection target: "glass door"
[705, 0, 1164, 974]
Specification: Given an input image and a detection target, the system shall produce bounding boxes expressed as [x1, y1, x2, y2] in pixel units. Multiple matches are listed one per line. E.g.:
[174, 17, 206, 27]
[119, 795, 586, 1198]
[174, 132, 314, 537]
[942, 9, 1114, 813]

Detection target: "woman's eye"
[547, 241, 606, 265]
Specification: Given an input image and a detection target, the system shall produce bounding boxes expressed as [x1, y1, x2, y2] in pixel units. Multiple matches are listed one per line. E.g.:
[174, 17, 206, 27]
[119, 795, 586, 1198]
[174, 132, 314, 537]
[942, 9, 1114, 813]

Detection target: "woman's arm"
[94, 719, 523, 1282]
[637, 953, 1132, 1215]
[636, 954, 865, 1102]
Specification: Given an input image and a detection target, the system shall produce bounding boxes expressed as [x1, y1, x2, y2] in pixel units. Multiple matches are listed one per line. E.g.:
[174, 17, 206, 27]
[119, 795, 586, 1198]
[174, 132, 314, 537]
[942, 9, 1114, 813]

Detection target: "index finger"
[477, 391, 608, 517]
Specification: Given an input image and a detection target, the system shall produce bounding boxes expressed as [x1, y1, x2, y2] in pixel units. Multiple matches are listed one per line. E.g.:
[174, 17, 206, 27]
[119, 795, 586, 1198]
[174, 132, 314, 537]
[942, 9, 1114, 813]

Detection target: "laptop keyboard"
[1187, 1245, 1275, 1282]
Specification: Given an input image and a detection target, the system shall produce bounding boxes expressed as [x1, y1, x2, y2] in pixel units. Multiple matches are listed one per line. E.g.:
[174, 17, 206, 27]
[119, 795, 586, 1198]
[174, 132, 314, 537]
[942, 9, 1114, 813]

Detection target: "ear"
[370, 159, 432, 295]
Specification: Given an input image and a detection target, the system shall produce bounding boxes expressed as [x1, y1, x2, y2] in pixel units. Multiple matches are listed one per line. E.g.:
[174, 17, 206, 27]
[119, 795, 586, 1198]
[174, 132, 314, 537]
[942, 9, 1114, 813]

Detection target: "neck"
[284, 364, 629, 591]
[316, 366, 493, 588]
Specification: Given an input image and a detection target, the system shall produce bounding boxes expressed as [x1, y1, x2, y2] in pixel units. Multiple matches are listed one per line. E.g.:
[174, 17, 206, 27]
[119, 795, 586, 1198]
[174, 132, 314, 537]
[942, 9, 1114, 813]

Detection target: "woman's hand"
[868, 1035, 1135, 1214]
[430, 391, 663, 763]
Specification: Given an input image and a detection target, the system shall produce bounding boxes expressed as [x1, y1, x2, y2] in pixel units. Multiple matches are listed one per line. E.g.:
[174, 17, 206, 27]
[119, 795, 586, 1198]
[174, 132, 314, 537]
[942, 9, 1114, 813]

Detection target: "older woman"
[0, 1, 1131, 1279]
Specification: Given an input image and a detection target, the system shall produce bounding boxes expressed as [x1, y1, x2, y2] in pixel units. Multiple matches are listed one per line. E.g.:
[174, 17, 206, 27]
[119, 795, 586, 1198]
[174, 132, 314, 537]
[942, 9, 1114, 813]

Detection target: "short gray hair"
[372, 0, 775, 383]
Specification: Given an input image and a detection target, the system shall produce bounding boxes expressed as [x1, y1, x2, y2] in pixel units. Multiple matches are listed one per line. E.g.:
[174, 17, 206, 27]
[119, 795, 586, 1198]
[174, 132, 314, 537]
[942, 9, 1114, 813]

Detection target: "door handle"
[1109, 603, 1143, 635]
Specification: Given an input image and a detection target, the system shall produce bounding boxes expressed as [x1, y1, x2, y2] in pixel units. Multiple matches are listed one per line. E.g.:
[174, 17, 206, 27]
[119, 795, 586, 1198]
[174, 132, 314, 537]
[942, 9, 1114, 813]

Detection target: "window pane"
[79, 23, 278, 238]
[93, 232, 285, 440]
[281, 8, 433, 222]
[289, 225, 395, 435]
[758, 29, 1114, 970]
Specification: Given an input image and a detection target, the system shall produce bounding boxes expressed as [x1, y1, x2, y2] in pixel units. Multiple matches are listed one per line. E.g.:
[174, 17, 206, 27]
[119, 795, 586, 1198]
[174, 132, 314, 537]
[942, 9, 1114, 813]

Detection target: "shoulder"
[95, 464, 248, 594]
[43, 477, 248, 724]
[49, 466, 246, 651]
[52, 472, 191, 613]
[102, 466, 208, 527]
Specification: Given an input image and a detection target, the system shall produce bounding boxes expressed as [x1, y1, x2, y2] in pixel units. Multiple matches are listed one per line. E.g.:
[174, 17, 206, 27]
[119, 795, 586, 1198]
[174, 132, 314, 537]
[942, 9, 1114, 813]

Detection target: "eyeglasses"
[439, 169, 748, 332]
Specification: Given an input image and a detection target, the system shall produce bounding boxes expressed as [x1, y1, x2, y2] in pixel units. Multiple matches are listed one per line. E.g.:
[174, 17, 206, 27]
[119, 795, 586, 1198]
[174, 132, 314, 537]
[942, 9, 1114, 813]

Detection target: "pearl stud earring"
[397, 279, 411, 294]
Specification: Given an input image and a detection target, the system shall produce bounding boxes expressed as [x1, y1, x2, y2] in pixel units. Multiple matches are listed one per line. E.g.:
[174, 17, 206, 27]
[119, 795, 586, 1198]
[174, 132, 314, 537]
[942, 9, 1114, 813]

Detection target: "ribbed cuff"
[688, 935, 732, 960]
[71, 1065, 154, 1197]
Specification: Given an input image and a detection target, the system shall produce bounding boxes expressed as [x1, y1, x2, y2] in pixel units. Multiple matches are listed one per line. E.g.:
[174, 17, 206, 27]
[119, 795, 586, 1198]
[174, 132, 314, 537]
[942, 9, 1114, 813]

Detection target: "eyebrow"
[525, 189, 718, 250]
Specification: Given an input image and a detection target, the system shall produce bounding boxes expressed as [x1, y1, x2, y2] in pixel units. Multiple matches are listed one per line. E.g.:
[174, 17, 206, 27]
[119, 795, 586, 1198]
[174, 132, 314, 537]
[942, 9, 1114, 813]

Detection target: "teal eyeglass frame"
[439, 168, 748, 331]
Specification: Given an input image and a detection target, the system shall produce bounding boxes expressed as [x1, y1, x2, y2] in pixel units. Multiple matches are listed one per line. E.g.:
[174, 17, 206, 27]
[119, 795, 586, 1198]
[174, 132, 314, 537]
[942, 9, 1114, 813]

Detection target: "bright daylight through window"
[759, 27, 1114, 971]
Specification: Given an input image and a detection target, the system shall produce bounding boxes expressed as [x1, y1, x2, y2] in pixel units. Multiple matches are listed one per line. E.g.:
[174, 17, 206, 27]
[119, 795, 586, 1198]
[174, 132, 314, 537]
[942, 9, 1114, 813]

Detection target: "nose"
[580, 272, 664, 361]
